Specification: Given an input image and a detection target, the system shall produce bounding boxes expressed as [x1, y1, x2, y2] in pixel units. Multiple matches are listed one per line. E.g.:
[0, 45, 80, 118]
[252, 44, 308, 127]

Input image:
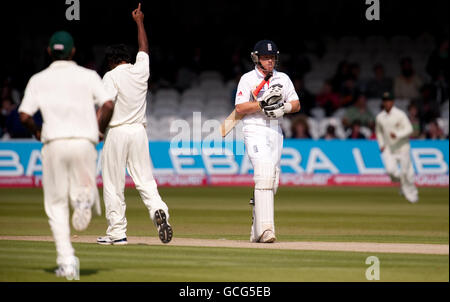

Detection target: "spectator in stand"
[331, 60, 351, 92]
[339, 76, 357, 107]
[321, 124, 337, 140]
[342, 93, 375, 130]
[292, 54, 312, 78]
[426, 38, 449, 106]
[350, 62, 365, 94]
[229, 47, 251, 79]
[431, 73, 449, 105]
[291, 76, 315, 117]
[2, 98, 32, 138]
[350, 63, 360, 80]
[417, 84, 441, 129]
[316, 80, 341, 116]
[347, 120, 366, 139]
[365, 63, 393, 99]
[291, 115, 312, 139]
[1, 98, 16, 137]
[407, 102, 421, 139]
[1, 77, 21, 105]
[394, 57, 422, 100]
[424, 119, 445, 140]
[426, 38, 449, 83]
[0, 100, 6, 137]
[334, 62, 363, 108]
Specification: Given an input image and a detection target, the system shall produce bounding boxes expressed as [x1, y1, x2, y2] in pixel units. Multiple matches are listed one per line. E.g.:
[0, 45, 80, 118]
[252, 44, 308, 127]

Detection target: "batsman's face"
[259, 55, 276, 72]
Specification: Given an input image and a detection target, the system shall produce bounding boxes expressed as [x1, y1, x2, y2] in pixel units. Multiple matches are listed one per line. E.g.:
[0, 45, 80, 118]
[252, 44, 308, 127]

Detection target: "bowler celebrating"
[97, 4, 172, 246]
[235, 40, 301, 243]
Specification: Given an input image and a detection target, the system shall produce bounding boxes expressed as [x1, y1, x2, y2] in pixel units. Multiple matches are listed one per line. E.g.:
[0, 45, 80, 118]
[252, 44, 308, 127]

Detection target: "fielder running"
[375, 91, 419, 203]
[19, 31, 114, 279]
[97, 4, 172, 246]
[235, 40, 301, 243]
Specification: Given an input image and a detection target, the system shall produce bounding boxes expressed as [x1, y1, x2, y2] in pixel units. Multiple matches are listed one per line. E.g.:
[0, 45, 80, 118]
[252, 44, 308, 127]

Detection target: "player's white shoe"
[154, 209, 173, 244]
[55, 257, 80, 280]
[96, 236, 128, 245]
[72, 201, 92, 232]
[250, 224, 258, 242]
[258, 230, 276, 243]
[250, 226, 258, 242]
[403, 190, 419, 204]
[406, 196, 419, 204]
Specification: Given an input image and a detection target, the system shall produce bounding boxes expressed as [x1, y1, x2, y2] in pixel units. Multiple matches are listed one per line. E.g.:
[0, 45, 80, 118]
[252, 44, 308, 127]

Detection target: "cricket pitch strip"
[0, 236, 448, 255]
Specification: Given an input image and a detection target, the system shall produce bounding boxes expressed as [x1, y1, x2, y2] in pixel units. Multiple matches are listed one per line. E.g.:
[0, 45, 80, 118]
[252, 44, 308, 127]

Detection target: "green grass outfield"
[0, 240, 447, 282]
[0, 186, 448, 281]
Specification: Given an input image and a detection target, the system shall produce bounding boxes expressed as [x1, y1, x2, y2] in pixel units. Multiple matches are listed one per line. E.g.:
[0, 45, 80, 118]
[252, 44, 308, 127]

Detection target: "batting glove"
[264, 102, 285, 118]
[260, 84, 283, 108]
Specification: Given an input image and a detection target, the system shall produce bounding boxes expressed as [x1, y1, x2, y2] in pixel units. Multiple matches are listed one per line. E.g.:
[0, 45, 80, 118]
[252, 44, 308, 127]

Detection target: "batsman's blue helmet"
[251, 40, 280, 67]
[252, 40, 279, 56]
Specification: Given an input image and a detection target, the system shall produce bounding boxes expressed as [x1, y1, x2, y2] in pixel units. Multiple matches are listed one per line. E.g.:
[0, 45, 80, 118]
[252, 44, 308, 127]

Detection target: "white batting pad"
[253, 161, 276, 189]
[273, 167, 281, 195]
[254, 189, 275, 240]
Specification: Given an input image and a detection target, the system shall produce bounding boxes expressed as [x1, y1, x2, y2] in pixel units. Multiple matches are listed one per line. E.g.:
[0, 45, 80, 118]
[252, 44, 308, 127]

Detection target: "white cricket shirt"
[375, 106, 413, 153]
[19, 60, 112, 144]
[102, 51, 150, 127]
[235, 68, 299, 126]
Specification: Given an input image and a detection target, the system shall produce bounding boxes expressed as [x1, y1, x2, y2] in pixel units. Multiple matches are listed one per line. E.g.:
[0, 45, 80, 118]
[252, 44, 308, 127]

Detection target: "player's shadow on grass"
[44, 267, 104, 276]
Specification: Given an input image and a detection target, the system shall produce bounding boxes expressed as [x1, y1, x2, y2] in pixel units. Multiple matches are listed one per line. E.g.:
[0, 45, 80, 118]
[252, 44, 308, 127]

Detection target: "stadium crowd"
[1, 34, 448, 141]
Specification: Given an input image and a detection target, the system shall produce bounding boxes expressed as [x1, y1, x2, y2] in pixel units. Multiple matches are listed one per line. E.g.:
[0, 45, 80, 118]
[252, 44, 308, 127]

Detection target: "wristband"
[283, 102, 292, 113]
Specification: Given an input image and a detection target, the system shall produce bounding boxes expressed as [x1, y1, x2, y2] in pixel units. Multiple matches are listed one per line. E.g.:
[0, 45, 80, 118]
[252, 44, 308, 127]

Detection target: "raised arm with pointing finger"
[97, 3, 172, 247]
[132, 3, 149, 54]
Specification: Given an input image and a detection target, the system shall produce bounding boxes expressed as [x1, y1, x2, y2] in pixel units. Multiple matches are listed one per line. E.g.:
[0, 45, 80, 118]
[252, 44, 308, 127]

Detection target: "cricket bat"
[220, 72, 272, 137]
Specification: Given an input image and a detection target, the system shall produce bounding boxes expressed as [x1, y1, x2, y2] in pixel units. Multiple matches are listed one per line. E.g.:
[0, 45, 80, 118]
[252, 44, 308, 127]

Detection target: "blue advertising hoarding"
[0, 139, 448, 187]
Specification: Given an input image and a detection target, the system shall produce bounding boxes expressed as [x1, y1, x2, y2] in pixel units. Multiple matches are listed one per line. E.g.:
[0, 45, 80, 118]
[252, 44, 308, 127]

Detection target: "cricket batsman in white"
[19, 31, 114, 279]
[235, 40, 301, 243]
[375, 91, 419, 203]
[97, 4, 172, 245]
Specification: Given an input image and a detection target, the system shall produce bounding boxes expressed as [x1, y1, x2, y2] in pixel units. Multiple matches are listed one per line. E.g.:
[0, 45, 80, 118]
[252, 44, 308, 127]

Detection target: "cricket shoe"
[258, 230, 276, 243]
[97, 236, 128, 245]
[154, 209, 173, 244]
[72, 201, 92, 232]
[55, 257, 79, 280]
[250, 232, 258, 243]
[406, 196, 419, 204]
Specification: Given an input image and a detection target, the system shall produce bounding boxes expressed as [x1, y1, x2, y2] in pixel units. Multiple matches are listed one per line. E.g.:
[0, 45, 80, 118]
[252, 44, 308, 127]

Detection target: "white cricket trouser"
[382, 147, 418, 202]
[41, 138, 99, 266]
[243, 123, 283, 241]
[102, 123, 169, 240]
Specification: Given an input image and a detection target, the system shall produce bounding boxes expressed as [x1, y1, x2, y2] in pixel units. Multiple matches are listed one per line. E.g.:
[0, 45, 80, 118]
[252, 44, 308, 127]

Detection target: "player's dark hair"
[50, 50, 70, 60]
[105, 44, 132, 68]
